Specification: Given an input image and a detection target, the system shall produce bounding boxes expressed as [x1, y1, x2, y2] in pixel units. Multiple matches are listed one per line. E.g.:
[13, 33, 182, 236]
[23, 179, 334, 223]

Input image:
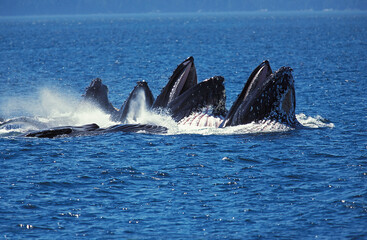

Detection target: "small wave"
[296, 113, 335, 128]
[0, 127, 29, 137]
[0, 117, 47, 136]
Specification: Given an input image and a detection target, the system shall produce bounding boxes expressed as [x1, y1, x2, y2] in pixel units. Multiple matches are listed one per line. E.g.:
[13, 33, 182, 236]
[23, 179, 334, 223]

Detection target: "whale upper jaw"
[82, 78, 117, 115]
[152, 56, 197, 109]
[115, 81, 155, 123]
[220, 61, 298, 128]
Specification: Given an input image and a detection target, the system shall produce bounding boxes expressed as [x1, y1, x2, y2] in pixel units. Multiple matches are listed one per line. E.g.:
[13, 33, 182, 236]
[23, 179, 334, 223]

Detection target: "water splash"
[0, 88, 334, 137]
[124, 88, 148, 123]
[296, 113, 335, 128]
[37, 88, 116, 127]
[121, 88, 178, 128]
[169, 119, 292, 135]
[0, 88, 117, 134]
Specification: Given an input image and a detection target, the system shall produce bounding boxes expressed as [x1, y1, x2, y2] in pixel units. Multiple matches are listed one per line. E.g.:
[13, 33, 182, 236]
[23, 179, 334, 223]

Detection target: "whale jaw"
[221, 62, 298, 127]
[152, 56, 197, 109]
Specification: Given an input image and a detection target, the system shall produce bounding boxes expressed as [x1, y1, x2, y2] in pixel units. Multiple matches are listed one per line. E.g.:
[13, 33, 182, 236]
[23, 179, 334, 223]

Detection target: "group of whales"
[1, 56, 299, 138]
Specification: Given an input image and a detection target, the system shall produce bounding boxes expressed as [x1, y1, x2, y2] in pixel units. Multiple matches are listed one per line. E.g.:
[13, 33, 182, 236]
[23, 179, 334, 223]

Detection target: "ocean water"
[0, 11, 366, 239]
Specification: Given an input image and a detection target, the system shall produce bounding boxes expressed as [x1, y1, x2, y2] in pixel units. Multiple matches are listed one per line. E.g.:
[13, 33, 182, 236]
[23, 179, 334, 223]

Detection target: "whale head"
[116, 81, 154, 123]
[221, 61, 298, 127]
[83, 78, 116, 114]
[152, 56, 197, 109]
[167, 76, 227, 122]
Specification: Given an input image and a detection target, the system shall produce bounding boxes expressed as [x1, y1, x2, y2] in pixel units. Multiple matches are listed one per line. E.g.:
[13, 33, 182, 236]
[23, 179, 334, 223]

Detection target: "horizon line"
[1, 9, 366, 18]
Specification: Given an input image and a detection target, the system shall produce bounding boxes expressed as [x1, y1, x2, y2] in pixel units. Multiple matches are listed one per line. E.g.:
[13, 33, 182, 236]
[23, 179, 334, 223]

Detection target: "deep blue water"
[0, 12, 366, 239]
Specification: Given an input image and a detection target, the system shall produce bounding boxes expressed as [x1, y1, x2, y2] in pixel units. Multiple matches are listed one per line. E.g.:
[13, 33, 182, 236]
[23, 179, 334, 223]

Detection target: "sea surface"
[0, 11, 366, 239]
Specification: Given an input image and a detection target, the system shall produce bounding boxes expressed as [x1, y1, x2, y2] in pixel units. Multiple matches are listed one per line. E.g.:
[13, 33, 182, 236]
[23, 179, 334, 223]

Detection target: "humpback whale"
[82, 78, 118, 115]
[220, 61, 298, 127]
[151, 57, 298, 128]
[167, 76, 226, 122]
[115, 81, 155, 123]
[9, 80, 161, 138]
[1, 56, 300, 138]
[83, 78, 155, 123]
[152, 56, 197, 109]
[22, 123, 167, 138]
[150, 57, 227, 127]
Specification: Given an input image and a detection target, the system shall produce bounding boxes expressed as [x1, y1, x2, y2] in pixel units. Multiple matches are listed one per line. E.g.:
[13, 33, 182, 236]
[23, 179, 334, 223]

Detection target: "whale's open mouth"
[221, 61, 297, 127]
[167, 76, 227, 122]
[152, 56, 197, 109]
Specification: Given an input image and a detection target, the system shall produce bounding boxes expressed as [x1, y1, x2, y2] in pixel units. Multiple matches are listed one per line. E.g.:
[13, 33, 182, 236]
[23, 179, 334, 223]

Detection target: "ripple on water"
[237, 156, 262, 164]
